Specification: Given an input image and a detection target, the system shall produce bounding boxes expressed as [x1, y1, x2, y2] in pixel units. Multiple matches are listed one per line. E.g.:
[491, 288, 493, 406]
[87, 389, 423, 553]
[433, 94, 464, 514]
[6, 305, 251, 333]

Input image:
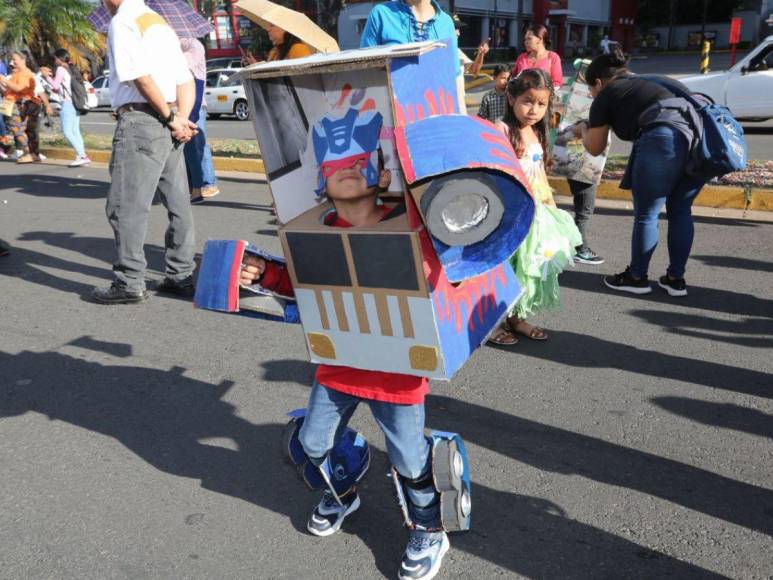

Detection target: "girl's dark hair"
[525, 24, 551, 50]
[501, 68, 554, 161]
[53, 48, 71, 64]
[585, 47, 628, 86]
[277, 31, 304, 60]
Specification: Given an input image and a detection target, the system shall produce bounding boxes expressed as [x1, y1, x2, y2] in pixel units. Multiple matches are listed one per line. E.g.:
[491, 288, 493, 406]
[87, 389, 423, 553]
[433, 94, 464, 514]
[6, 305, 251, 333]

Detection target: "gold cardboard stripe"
[353, 292, 371, 334]
[398, 295, 414, 338]
[332, 290, 350, 332]
[375, 293, 393, 337]
[315, 289, 330, 330]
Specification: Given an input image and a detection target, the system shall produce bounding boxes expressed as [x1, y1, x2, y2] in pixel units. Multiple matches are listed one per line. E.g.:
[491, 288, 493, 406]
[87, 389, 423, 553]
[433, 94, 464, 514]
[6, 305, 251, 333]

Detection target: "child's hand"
[571, 120, 589, 139]
[377, 169, 391, 191]
[240, 255, 266, 286]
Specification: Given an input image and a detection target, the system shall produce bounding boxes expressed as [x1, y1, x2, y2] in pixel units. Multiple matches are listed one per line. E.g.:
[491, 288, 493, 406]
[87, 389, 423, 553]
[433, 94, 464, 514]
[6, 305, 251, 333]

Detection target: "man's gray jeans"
[106, 110, 195, 292]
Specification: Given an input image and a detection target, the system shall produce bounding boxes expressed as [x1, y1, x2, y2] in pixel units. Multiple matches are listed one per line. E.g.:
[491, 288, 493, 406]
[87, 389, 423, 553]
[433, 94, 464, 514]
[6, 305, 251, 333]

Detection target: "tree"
[0, 0, 105, 69]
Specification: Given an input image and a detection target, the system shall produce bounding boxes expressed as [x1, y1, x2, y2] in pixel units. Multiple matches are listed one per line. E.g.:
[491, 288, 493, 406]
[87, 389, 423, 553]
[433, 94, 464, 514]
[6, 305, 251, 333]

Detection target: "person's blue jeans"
[629, 125, 705, 279]
[299, 381, 441, 529]
[60, 100, 86, 158]
[183, 105, 217, 189]
[0, 113, 7, 139]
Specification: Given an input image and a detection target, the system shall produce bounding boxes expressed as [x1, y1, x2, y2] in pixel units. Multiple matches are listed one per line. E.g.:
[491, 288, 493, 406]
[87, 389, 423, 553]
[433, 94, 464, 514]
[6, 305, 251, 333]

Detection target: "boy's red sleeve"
[259, 262, 295, 298]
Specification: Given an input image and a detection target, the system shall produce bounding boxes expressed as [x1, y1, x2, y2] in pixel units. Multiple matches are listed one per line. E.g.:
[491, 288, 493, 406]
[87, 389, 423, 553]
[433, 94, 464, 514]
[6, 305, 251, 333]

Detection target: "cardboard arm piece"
[193, 239, 299, 323]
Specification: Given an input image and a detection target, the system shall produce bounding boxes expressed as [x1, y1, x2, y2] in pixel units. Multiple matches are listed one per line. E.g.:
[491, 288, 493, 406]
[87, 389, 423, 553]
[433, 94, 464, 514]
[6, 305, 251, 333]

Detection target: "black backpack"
[67, 67, 90, 115]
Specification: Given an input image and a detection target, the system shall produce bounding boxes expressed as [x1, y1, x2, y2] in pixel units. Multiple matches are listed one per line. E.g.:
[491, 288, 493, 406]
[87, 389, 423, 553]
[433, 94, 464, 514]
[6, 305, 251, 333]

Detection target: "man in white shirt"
[92, 0, 199, 304]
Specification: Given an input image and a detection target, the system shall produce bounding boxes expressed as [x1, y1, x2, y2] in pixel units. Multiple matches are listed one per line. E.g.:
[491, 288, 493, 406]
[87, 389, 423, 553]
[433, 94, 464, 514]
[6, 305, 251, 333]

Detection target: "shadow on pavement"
[651, 396, 773, 440]
[0, 348, 728, 577]
[586, 205, 768, 228]
[560, 269, 773, 319]
[629, 308, 773, 349]
[425, 394, 773, 538]
[692, 254, 773, 273]
[0, 170, 108, 199]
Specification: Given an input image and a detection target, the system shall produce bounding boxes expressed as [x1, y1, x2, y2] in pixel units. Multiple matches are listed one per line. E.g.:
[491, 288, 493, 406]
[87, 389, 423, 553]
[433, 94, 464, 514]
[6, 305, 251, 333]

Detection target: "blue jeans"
[629, 125, 705, 279]
[183, 105, 217, 189]
[60, 100, 86, 158]
[0, 113, 7, 138]
[299, 381, 441, 529]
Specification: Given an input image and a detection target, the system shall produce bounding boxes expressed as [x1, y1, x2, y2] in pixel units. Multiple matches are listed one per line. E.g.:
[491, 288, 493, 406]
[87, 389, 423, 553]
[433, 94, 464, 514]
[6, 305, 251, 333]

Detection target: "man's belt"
[114, 102, 177, 121]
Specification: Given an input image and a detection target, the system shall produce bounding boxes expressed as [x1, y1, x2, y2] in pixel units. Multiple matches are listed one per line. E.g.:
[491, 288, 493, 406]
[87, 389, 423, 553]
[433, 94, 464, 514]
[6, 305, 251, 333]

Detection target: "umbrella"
[236, 0, 339, 54]
[89, 0, 213, 38]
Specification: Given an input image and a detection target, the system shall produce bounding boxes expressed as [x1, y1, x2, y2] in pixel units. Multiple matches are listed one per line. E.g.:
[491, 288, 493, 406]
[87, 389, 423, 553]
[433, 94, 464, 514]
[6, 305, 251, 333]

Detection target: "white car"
[681, 35, 773, 120]
[91, 76, 111, 108]
[205, 68, 250, 120]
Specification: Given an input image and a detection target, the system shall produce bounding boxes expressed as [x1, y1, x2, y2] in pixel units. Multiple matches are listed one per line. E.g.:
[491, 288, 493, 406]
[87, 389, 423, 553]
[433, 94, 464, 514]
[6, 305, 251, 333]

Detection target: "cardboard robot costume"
[194, 40, 536, 541]
[194, 41, 535, 379]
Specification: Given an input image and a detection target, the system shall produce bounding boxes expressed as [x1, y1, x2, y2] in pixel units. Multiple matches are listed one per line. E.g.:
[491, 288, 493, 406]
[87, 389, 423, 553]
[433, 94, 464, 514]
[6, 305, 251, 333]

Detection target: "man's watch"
[160, 110, 175, 128]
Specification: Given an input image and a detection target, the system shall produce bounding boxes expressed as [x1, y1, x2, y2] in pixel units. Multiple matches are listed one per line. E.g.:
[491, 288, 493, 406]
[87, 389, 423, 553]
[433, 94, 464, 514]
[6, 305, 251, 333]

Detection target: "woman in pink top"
[511, 24, 563, 89]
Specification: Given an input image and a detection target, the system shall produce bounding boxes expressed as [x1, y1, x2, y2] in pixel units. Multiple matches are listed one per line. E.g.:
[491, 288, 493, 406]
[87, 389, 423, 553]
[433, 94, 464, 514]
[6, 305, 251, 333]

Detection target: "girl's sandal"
[487, 324, 519, 346]
[508, 317, 549, 341]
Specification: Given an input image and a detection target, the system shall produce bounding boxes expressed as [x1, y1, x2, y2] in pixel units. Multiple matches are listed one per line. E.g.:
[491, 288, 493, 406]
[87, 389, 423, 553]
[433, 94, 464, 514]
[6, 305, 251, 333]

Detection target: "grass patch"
[41, 131, 262, 159]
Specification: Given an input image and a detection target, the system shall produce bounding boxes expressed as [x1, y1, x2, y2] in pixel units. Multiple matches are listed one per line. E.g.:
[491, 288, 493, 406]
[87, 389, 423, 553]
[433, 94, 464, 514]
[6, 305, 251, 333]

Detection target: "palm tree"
[0, 0, 105, 69]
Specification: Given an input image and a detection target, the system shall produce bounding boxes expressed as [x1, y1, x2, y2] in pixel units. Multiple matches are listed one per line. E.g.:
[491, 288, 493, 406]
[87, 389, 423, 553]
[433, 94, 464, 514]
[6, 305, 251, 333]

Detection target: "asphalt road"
[1, 160, 771, 579]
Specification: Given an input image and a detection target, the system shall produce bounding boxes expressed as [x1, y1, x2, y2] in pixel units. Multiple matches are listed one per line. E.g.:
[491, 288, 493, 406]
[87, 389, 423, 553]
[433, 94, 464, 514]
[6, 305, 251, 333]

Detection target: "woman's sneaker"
[658, 274, 687, 297]
[307, 489, 360, 537]
[604, 267, 652, 294]
[69, 156, 91, 167]
[574, 247, 604, 265]
[398, 529, 450, 580]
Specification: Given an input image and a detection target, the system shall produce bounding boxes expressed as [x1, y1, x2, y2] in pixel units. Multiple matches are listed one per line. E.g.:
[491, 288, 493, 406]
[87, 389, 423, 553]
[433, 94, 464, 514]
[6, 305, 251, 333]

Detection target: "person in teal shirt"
[360, 0, 460, 76]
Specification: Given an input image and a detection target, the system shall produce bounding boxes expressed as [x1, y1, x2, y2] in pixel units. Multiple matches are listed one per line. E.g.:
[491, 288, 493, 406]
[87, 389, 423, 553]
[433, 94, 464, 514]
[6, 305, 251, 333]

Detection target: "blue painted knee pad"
[282, 408, 370, 497]
[391, 431, 471, 532]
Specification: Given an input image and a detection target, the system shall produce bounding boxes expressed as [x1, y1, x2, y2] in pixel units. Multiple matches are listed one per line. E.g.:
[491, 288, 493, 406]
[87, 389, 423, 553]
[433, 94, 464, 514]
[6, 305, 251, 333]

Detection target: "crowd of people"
[1, 1, 711, 578]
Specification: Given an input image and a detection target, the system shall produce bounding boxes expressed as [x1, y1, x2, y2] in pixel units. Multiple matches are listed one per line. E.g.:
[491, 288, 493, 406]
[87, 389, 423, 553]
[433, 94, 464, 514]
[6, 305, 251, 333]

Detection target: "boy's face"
[324, 158, 375, 202]
[495, 72, 509, 92]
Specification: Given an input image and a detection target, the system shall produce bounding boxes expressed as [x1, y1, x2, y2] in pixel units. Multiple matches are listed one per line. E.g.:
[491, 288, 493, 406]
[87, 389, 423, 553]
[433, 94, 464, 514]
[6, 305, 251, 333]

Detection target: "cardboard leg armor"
[391, 431, 472, 532]
[282, 409, 370, 504]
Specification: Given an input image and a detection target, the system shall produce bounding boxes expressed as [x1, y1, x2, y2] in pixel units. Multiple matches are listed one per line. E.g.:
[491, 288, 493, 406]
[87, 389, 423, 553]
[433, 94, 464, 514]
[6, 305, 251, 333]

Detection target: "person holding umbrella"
[90, 0, 199, 304]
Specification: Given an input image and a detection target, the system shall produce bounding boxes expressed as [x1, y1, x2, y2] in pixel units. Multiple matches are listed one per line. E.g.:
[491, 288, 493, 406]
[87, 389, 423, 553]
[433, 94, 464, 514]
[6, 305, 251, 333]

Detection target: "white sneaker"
[69, 156, 91, 167]
[0, 150, 7, 160]
[38, 153, 47, 161]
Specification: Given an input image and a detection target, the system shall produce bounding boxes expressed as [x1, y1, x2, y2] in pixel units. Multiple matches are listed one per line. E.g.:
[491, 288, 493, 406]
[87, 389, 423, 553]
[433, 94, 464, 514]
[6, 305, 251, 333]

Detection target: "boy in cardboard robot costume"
[195, 40, 535, 580]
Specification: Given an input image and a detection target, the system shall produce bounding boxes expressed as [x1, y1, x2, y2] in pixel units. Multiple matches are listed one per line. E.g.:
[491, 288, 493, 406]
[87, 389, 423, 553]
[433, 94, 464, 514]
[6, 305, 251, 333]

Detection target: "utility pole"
[667, 0, 675, 50]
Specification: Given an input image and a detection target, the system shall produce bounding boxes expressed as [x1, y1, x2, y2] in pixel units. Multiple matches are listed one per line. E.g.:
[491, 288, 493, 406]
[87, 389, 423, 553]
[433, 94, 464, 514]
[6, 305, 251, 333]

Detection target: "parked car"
[91, 76, 112, 108]
[681, 35, 773, 121]
[205, 68, 250, 120]
[206, 57, 243, 70]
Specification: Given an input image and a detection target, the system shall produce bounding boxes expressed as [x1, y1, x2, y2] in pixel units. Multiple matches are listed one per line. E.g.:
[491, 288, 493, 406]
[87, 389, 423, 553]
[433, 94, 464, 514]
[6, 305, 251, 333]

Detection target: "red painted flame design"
[418, 224, 508, 334]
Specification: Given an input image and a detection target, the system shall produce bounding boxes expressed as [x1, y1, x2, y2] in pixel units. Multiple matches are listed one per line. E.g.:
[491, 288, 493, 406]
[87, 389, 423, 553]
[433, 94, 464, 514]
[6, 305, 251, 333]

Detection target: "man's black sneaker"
[658, 274, 688, 297]
[307, 490, 360, 537]
[91, 283, 148, 304]
[574, 247, 604, 265]
[604, 267, 652, 295]
[155, 276, 196, 298]
[398, 529, 450, 580]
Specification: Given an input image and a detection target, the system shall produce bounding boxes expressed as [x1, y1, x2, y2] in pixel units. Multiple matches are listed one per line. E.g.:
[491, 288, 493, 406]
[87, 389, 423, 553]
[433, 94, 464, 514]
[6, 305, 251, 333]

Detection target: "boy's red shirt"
[260, 205, 429, 405]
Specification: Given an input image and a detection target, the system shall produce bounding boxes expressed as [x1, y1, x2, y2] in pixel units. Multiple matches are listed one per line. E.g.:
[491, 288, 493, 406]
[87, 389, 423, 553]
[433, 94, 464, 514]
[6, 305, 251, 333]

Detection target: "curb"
[548, 177, 773, 212]
[40, 147, 772, 212]
[41, 146, 267, 174]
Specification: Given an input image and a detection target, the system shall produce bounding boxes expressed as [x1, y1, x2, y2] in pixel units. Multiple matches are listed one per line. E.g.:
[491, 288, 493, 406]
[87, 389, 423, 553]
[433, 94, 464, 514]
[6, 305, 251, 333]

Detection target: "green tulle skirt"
[509, 201, 583, 319]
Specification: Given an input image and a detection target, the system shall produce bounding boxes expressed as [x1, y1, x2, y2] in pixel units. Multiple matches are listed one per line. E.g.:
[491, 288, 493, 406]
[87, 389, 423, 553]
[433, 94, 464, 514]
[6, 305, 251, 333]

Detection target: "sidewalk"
[36, 146, 773, 213]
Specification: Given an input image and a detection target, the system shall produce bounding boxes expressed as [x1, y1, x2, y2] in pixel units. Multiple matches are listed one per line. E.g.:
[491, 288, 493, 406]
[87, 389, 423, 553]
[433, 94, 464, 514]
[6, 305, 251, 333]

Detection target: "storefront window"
[214, 14, 234, 49]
